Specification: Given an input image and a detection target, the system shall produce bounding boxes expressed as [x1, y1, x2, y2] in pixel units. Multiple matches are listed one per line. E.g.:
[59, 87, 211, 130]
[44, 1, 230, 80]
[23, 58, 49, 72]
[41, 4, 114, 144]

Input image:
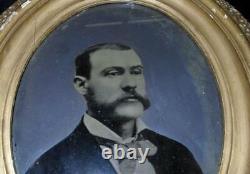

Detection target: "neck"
[112, 119, 136, 139]
[87, 110, 136, 139]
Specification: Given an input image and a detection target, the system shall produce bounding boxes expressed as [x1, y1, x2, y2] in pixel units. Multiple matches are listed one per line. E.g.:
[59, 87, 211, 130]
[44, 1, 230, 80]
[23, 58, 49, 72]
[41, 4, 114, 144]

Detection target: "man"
[26, 43, 202, 174]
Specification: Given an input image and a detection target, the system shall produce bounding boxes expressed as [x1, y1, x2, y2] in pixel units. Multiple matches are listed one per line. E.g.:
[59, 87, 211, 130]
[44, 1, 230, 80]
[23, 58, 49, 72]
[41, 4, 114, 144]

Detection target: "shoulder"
[142, 129, 203, 174]
[25, 136, 72, 174]
[26, 122, 97, 174]
[141, 129, 188, 151]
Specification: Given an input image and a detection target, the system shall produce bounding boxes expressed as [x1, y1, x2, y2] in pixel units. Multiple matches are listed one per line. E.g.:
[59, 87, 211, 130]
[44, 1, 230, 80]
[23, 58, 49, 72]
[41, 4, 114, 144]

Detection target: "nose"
[121, 74, 137, 93]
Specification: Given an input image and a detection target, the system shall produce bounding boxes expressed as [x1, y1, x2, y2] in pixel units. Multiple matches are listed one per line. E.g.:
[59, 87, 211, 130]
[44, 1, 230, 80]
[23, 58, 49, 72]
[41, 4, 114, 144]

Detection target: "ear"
[73, 75, 88, 95]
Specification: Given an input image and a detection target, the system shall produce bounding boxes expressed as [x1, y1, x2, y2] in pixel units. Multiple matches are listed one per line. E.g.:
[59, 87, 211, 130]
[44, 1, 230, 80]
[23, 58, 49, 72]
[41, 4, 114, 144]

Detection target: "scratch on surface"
[0, 11, 18, 31]
[128, 18, 165, 24]
[85, 21, 122, 27]
[21, 0, 31, 8]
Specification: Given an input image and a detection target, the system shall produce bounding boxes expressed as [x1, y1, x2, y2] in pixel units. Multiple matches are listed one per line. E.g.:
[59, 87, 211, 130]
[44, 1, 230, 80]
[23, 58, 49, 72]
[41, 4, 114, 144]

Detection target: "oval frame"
[0, 0, 250, 174]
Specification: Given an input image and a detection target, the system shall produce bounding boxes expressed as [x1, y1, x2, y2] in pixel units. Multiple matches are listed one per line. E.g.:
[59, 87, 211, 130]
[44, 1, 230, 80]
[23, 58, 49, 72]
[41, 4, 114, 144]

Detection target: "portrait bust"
[11, 3, 223, 174]
[25, 43, 203, 174]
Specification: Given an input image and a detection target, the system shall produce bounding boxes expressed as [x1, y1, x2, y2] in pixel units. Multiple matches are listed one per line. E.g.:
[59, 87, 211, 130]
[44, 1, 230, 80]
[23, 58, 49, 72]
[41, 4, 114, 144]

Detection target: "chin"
[113, 103, 144, 120]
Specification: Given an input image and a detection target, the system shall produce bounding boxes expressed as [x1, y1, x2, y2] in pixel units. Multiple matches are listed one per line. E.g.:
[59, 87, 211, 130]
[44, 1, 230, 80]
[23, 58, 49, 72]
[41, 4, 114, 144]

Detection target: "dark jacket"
[26, 120, 203, 174]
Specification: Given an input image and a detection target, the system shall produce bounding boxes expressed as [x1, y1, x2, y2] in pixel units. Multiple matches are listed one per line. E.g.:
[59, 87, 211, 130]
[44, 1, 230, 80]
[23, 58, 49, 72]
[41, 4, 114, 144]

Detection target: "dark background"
[228, 0, 249, 21]
[1, 0, 249, 21]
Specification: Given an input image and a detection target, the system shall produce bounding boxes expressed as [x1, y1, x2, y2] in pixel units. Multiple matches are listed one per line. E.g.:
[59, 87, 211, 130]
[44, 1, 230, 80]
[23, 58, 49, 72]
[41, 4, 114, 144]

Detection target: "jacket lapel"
[65, 120, 116, 174]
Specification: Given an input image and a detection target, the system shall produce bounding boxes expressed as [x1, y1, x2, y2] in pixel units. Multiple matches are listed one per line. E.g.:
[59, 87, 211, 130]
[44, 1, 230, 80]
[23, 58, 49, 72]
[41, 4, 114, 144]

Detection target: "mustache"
[86, 89, 151, 113]
[115, 92, 150, 109]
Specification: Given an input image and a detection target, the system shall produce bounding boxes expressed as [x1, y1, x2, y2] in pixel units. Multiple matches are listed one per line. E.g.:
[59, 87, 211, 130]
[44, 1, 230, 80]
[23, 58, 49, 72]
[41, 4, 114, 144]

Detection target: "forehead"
[89, 49, 142, 70]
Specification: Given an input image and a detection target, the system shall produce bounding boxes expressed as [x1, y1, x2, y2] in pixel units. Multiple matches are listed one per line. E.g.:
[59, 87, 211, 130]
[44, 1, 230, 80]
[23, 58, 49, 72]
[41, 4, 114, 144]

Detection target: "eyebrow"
[130, 65, 144, 70]
[101, 65, 144, 74]
[101, 66, 124, 73]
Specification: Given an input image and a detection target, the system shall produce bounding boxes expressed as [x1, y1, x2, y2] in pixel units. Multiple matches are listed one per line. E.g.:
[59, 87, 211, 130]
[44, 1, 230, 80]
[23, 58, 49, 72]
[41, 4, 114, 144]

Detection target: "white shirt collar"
[83, 113, 147, 144]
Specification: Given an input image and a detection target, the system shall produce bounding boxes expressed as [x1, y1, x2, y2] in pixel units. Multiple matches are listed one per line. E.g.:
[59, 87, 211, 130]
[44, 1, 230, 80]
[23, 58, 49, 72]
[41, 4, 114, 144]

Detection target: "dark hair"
[75, 43, 132, 79]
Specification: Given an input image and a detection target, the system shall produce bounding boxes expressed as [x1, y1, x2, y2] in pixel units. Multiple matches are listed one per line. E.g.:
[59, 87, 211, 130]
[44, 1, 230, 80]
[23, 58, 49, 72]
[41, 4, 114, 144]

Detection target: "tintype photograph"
[11, 3, 223, 174]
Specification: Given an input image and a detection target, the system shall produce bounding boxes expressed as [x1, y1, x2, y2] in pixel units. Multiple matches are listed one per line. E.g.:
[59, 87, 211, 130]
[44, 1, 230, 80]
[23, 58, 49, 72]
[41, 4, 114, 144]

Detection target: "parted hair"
[75, 43, 132, 79]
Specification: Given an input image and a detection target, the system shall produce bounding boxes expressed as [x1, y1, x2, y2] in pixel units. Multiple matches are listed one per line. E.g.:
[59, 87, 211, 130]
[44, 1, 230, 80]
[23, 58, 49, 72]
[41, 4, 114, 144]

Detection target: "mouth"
[125, 98, 138, 102]
[121, 96, 139, 102]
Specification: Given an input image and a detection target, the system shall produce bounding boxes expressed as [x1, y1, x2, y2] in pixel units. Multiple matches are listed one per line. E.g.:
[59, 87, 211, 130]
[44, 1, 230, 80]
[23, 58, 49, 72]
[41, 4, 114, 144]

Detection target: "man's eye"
[131, 69, 143, 75]
[105, 71, 120, 77]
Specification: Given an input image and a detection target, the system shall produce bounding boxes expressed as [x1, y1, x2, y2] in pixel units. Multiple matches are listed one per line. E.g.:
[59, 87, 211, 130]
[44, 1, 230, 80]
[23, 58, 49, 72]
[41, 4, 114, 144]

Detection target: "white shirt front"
[83, 114, 157, 174]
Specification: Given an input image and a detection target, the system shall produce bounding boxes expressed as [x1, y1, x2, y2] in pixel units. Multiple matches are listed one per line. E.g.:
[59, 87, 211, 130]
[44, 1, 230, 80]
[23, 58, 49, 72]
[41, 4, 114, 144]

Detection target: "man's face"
[85, 48, 150, 121]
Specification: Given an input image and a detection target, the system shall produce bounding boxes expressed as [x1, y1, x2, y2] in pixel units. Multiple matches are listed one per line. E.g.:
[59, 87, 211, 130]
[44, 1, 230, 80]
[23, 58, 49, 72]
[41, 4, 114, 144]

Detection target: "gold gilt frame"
[0, 0, 250, 173]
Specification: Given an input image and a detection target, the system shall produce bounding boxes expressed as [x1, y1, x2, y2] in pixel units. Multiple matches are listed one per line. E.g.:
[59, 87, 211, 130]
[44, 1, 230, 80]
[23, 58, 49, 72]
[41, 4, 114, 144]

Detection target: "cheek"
[136, 80, 147, 94]
[89, 80, 122, 102]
